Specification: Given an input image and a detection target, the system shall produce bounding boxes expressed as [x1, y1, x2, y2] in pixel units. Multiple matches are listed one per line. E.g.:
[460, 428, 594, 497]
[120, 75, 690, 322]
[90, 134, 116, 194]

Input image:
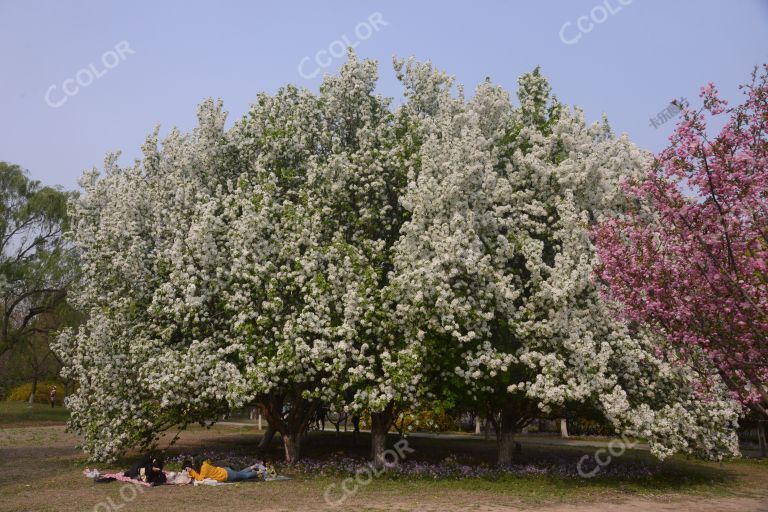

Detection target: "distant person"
[49, 386, 57, 408]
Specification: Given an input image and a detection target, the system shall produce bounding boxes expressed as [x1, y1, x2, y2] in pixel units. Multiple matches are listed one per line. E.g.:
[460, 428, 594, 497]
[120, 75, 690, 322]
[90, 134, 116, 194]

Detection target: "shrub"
[392, 409, 458, 434]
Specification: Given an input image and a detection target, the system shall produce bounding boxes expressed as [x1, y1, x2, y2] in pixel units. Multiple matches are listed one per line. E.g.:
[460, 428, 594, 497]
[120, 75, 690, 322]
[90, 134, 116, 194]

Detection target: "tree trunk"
[258, 393, 317, 463]
[497, 428, 515, 465]
[258, 425, 276, 450]
[28, 377, 38, 404]
[351, 415, 361, 445]
[370, 404, 394, 470]
[282, 433, 301, 463]
[475, 416, 482, 434]
[560, 418, 569, 438]
[495, 404, 526, 466]
[758, 419, 767, 458]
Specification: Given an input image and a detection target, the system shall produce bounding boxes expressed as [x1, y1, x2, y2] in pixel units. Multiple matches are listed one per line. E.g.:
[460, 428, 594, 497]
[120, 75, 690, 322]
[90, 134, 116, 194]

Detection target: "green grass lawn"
[0, 395, 764, 510]
[0, 406, 765, 511]
[0, 423, 766, 511]
[0, 400, 69, 425]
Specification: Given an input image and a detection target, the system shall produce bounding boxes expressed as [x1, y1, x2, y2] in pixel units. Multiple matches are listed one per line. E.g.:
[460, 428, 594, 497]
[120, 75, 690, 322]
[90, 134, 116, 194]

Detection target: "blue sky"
[1, 0, 767, 190]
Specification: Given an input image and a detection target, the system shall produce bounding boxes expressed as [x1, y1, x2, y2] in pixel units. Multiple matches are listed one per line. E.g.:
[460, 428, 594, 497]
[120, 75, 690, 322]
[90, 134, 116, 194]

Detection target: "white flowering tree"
[56, 55, 739, 468]
[56, 55, 428, 464]
[221, 55, 428, 464]
[53, 100, 250, 460]
[393, 65, 740, 465]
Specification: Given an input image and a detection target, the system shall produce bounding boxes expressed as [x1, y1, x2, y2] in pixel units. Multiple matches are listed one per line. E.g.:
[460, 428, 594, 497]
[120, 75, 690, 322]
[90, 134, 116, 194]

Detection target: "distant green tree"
[0, 162, 74, 360]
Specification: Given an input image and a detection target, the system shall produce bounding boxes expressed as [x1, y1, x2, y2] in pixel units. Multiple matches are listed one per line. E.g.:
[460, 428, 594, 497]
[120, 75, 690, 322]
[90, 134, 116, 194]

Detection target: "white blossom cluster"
[55, 55, 739, 462]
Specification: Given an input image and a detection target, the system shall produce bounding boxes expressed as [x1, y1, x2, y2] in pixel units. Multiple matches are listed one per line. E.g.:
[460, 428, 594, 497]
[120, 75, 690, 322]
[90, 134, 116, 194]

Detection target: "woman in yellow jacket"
[183, 458, 269, 483]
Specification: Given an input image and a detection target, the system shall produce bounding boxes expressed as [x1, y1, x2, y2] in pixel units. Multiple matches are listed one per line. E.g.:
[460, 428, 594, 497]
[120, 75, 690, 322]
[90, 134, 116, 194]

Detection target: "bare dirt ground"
[1, 424, 766, 512]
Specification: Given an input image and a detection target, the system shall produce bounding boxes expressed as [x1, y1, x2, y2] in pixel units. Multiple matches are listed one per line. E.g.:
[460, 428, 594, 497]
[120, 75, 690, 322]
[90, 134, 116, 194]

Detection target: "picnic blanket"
[84, 469, 152, 486]
[83, 468, 289, 486]
[193, 475, 291, 485]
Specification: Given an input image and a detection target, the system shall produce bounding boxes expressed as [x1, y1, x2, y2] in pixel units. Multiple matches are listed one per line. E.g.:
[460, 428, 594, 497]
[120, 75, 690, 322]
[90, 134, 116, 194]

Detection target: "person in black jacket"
[124, 454, 166, 486]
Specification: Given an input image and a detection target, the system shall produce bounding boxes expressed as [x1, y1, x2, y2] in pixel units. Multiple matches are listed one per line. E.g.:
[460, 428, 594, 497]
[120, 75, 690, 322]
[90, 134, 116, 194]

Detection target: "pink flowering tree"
[594, 66, 768, 445]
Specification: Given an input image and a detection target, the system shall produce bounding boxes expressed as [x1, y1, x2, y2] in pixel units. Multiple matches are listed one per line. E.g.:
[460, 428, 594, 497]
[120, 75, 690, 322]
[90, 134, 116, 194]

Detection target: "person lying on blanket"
[125, 454, 167, 485]
[182, 458, 272, 483]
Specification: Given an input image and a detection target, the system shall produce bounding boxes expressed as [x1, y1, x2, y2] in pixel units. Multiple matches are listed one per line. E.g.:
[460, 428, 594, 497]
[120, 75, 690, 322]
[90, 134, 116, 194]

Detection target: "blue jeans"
[225, 465, 265, 482]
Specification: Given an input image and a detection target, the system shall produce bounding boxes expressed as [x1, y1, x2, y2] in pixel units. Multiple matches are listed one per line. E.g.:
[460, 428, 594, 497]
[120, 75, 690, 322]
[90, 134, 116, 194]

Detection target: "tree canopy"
[55, 54, 740, 464]
[594, 66, 768, 423]
[0, 162, 73, 358]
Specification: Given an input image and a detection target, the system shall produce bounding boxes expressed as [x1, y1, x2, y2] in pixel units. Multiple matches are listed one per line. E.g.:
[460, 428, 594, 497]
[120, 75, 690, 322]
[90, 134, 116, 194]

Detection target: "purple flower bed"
[166, 451, 662, 481]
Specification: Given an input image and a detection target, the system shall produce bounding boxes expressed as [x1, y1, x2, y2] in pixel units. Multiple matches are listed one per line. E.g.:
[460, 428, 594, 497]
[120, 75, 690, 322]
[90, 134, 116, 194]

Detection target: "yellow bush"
[6, 381, 65, 404]
[359, 408, 457, 433]
[393, 409, 457, 433]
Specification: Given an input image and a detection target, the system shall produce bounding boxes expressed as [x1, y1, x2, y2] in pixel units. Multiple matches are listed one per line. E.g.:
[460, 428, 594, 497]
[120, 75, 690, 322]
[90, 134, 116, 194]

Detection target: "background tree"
[20, 306, 82, 402]
[0, 162, 72, 359]
[0, 162, 75, 400]
[593, 66, 768, 452]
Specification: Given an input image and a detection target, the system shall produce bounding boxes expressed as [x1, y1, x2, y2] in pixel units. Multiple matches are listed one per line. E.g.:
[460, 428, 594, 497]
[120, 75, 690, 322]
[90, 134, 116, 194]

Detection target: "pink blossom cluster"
[593, 65, 768, 416]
